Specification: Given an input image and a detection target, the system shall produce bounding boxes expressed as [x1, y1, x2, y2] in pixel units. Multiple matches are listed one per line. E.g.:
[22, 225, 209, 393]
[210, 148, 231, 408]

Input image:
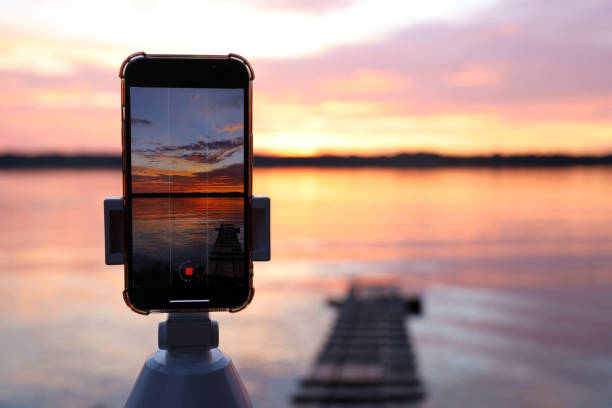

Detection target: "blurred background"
[1, 0, 612, 407]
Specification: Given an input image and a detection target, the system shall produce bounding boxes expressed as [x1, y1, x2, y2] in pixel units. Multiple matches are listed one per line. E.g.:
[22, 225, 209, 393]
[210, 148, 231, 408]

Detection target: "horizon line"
[132, 192, 244, 198]
[2, 150, 612, 158]
[1, 152, 612, 169]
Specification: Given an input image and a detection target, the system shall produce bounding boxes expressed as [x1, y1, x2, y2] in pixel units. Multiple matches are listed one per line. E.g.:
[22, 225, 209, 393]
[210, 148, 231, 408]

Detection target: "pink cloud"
[448, 66, 501, 88]
[253, 0, 612, 117]
[0, 62, 118, 153]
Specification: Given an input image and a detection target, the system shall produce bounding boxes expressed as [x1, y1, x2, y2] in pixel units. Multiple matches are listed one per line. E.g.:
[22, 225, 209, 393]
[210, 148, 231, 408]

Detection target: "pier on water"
[208, 223, 244, 278]
[292, 284, 425, 407]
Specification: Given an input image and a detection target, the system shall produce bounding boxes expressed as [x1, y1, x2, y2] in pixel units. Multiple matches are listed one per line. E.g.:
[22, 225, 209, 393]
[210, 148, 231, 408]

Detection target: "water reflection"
[131, 196, 245, 299]
[0, 167, 611, 407]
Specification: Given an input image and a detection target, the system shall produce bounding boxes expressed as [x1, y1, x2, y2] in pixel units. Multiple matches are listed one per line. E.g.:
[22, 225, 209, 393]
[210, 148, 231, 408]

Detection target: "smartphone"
[120, 53, 254, 314]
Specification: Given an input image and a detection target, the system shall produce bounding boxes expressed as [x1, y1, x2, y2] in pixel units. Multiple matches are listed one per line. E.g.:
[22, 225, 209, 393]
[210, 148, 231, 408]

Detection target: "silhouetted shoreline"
[0, 154, 121, 168]
[254, 153, 612, 167]
[1, 153, 612, 169]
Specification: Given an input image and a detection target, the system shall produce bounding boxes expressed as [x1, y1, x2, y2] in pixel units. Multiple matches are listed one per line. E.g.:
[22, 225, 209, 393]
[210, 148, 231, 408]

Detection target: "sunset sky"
[130, 87, 244, 193]
[1, 0, 611, 156]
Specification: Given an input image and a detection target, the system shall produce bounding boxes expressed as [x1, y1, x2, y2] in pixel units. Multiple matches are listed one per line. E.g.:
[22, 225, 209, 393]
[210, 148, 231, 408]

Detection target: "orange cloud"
[223, 124, 244, 132]
[318, 69, 411, 95]
[132, 163, 244, 193]
[132, 166, 193, 178]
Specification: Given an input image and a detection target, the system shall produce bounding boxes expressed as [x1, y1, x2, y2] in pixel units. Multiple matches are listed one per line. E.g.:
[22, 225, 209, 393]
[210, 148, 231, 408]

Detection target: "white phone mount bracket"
[104, 195, 270, 265]
[104, 195, 270, 408]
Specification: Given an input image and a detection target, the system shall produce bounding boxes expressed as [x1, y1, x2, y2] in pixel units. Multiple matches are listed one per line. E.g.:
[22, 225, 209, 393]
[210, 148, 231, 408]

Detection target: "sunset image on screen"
[130, 87, 244, 194]
[130, 87, 245, 297]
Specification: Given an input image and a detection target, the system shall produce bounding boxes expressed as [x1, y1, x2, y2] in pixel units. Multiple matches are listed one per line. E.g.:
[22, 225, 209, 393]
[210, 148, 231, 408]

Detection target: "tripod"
[125, 312, 250, 408]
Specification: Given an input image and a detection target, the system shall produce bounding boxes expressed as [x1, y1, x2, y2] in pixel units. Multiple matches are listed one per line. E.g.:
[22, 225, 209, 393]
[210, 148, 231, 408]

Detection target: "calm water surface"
[131, 196, 245, 295]
[0, 167, 611, 407]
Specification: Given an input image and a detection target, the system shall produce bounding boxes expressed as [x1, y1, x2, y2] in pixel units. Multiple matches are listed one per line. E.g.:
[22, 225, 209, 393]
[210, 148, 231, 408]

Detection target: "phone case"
[120, 52, 255, 314]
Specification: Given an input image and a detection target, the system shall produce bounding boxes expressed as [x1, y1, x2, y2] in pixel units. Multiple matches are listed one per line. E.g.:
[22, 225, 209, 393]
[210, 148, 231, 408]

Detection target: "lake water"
[0, 167, 611, 407]
[131, 196, 246, 305]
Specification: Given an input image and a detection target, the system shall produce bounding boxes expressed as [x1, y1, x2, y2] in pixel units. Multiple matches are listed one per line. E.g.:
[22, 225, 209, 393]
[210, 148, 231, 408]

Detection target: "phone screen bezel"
[122, 55, 252, 313]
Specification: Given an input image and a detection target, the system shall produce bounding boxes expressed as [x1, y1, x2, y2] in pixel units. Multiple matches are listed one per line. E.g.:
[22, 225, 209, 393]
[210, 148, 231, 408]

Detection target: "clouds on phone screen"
[130, 87, 244, 193]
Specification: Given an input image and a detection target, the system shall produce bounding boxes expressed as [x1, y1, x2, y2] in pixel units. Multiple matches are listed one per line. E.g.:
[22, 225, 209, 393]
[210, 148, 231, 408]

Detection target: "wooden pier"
[208, 224, 244, 278]
[292, 285, 425, 407]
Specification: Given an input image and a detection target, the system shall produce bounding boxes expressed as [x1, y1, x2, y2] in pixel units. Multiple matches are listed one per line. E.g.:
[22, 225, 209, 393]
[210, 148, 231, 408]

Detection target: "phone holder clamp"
[104, 195, 270, 265]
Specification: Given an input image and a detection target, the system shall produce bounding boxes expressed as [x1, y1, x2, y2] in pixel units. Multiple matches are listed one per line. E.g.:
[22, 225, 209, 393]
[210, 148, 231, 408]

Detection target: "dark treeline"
[0, 154, 121, 168]
[253, 153, 612, 167]
[1, 153, 612, 169]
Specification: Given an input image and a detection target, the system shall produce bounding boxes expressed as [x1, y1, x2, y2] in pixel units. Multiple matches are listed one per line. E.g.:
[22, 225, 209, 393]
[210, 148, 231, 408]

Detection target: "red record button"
[178, 261, 197, 281]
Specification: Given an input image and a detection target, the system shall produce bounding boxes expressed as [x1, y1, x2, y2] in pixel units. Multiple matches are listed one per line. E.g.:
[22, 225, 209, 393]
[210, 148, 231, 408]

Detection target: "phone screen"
[129, 87, 245, 305]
